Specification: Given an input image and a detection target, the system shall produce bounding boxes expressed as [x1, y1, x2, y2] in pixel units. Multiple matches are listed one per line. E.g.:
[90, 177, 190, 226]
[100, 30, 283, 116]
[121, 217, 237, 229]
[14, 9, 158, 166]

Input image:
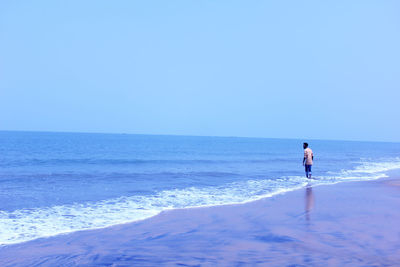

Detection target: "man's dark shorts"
[305, 164, 312, 176]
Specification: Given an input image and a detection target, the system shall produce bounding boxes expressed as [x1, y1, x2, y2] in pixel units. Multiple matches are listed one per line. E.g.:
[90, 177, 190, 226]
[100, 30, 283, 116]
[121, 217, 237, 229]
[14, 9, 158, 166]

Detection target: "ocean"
[1, 131, 399, 246]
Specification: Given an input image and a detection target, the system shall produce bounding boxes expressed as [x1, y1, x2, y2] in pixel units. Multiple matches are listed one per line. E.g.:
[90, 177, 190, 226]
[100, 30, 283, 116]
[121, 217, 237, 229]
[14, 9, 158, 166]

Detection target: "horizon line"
[0, 129, 398, 144]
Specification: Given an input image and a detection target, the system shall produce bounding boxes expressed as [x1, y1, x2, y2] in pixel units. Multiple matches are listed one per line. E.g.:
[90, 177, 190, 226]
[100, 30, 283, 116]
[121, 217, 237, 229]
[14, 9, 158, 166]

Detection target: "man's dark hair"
[303, 142, 308, 148]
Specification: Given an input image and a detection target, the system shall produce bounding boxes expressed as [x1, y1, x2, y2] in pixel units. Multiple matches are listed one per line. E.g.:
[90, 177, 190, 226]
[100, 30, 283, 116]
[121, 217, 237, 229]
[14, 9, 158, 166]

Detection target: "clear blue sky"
[1, 1, 399, 142]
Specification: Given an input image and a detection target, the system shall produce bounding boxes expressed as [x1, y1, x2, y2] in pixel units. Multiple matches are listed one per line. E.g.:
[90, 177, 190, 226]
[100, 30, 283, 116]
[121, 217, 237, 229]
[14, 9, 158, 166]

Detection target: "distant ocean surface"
[1, 131, 399, 246]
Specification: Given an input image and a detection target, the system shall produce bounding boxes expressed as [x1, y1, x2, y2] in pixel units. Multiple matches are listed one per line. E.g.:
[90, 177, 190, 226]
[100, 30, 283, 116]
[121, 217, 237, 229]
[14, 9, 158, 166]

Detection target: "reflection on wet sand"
[305, 184, 314, 221]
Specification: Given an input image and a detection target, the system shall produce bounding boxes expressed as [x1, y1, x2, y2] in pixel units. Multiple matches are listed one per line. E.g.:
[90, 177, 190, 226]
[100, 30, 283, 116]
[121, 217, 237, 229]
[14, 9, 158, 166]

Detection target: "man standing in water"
[303, 142, 314, 179]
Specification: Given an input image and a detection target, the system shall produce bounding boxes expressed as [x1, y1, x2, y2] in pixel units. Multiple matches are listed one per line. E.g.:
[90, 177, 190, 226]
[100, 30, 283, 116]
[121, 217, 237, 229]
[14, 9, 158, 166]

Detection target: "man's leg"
[308, 165, 312, 179]
[305, 165, 309, 178]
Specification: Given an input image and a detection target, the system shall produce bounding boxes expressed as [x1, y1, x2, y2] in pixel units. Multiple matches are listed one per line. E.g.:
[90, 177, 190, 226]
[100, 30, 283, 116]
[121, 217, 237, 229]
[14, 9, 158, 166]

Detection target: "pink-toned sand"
[1, 177, 400, 266]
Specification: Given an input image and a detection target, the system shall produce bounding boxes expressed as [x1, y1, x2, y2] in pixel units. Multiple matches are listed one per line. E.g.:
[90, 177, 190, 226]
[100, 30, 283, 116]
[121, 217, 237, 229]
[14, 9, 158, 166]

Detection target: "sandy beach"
[1, 174, 400, 266]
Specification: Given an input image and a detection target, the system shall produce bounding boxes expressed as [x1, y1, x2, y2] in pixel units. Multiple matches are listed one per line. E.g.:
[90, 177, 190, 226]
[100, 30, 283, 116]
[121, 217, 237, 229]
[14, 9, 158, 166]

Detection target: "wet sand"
[1, 176, 400, 266]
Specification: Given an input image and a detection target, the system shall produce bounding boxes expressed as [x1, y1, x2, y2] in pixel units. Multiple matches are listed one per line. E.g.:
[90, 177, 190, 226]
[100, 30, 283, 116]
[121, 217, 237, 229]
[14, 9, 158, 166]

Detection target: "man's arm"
[303, 155, 306, 166]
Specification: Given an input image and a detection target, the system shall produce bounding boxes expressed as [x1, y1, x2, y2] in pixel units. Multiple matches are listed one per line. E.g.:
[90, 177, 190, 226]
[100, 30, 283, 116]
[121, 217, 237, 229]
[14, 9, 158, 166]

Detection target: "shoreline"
[2, 172, 400, 266]
[0, 173, 389, 248]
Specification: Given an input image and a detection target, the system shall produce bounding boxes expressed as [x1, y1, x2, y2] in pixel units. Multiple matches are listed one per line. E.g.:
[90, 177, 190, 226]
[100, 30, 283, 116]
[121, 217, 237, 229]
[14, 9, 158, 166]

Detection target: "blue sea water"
[0, 131, 399, 246]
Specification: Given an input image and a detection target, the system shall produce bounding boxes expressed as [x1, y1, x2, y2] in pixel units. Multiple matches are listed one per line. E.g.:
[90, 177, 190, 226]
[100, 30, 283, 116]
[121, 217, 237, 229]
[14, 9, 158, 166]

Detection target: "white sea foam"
[342, 157, 400, 175]
[0, 177, 308, 246]
[1, 158, 399, 246]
